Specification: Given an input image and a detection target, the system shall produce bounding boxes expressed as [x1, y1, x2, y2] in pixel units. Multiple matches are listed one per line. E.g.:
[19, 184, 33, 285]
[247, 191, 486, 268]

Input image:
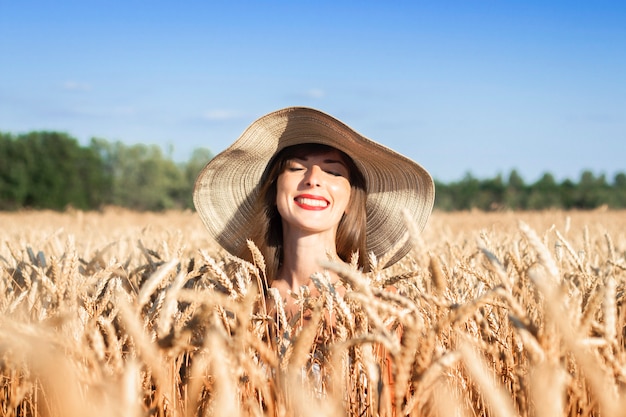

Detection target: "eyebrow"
[324, 158, 347, 166]
[293, 156, 347, 166]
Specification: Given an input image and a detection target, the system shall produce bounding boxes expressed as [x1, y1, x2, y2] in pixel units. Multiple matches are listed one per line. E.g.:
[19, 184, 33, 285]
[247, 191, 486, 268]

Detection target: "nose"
[304, 165, 323, 187]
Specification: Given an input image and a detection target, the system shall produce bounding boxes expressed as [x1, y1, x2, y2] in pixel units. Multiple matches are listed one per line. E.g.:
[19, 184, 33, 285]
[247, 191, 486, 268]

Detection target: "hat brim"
[193, 107, 435, 267]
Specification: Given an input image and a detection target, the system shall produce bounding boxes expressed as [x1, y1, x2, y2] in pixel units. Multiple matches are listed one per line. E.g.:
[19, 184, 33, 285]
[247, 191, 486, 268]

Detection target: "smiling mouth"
[294, 196, 329, 209]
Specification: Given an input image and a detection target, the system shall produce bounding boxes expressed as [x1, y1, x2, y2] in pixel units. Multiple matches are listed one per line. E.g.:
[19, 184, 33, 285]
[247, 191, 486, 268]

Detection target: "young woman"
[193, 107, 435, 319]
[249, 142, 367, 318]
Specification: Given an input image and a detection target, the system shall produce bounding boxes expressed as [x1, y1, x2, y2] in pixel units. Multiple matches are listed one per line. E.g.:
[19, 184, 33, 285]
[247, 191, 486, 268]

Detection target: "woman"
[193, 107, 435, 318]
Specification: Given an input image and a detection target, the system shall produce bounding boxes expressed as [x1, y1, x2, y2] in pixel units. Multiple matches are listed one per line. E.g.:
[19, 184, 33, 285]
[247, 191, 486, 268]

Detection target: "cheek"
[331, 181, 352, 211]
[275, 175, 290, 214]
[275, 174, 290, 197]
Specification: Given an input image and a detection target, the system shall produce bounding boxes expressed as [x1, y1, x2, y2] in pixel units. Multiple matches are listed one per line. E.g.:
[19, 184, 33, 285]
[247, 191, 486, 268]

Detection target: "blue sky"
[1, 1, 625, 183]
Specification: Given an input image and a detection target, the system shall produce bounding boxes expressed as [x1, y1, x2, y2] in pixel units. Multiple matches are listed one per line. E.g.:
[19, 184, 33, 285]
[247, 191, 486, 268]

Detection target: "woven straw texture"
[193, 107, 435, 267]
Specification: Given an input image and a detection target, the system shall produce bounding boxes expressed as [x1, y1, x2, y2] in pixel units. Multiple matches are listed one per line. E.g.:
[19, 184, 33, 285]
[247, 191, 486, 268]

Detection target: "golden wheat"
[1, 208, 626, 416]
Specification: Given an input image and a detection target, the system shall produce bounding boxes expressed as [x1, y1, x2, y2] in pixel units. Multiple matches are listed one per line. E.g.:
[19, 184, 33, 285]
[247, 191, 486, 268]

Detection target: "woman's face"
[275, 148, 352, 236]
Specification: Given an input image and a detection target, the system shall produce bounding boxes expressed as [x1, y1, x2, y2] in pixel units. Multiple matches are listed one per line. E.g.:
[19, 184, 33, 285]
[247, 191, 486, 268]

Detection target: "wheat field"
[1, 208, 625, 416]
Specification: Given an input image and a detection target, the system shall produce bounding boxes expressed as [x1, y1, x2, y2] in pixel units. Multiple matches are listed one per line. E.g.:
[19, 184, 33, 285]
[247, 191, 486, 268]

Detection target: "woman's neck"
[277, 229, 339, 291]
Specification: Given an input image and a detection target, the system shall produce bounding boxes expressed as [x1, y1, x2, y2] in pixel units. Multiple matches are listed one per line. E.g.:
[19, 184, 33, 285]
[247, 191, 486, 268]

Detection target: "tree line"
[1, 131, 624, 212]
[0, 131, 211, 211]
[435, 170, 626, 211]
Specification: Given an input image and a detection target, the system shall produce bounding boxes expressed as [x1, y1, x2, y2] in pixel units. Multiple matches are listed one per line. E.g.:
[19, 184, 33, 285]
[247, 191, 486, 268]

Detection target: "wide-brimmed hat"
[193, 107, 435, 267]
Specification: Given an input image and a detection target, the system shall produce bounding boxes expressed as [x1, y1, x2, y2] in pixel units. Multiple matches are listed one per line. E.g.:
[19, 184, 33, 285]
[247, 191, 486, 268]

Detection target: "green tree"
[504, 170, 527, 210]
[181, 147, 213, 208]
[560, 178, 577, 209]
[453, 173, 481, 210]
[0, 133, 29, 209]
[91, 139, 189, 210]
[478, 174, 505, 210]
[575, 171, 609, 209]
[612, 173, 626, 208]
[527, 173, 561, 210]
[433, 180, 454, 211]
[0, 132, 109, 210]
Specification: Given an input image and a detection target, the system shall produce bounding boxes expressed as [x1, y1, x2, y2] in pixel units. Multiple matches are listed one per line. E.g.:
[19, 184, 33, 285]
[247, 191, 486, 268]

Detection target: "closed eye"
[324, 169, 345, 177]
[285, 160, 305, 172]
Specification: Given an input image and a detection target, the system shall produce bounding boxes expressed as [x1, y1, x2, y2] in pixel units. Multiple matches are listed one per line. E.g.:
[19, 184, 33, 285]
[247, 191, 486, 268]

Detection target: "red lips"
[294, 194, 330, 210]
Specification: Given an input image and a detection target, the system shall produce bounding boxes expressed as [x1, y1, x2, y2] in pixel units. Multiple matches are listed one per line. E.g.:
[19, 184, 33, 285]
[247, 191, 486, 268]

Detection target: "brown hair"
[247, 143, 368, 283]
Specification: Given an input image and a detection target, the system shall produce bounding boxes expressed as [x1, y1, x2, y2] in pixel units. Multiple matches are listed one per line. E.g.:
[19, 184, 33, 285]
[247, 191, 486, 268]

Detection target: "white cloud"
[62, 81, 92, 92]
[305, 88, 325, 99]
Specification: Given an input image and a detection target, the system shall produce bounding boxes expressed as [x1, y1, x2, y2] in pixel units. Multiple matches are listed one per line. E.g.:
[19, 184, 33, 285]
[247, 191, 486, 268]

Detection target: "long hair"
[247, 143, 368, 283]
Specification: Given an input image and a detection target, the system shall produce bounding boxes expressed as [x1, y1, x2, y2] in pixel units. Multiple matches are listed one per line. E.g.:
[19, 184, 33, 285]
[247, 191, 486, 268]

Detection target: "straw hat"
[194, 107, 434, 267]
